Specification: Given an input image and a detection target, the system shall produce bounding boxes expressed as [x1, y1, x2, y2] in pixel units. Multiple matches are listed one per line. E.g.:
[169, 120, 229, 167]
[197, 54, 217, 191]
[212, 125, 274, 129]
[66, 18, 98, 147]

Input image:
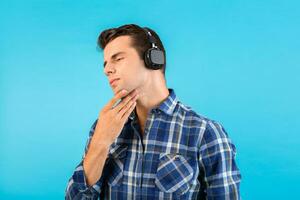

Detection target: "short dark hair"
[97, 24, 166, 76]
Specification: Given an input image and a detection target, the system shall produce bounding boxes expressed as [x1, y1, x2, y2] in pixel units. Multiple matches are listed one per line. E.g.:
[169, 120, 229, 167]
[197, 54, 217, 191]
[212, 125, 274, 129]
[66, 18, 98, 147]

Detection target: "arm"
[65, 89, 139, 199]
[198, 120, 242, 199]
[65, 119, 109, 200]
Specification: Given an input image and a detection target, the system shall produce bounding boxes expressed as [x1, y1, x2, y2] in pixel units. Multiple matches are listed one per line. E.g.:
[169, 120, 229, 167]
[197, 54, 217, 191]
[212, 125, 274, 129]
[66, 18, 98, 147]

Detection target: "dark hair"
[97, 24, 166, 76]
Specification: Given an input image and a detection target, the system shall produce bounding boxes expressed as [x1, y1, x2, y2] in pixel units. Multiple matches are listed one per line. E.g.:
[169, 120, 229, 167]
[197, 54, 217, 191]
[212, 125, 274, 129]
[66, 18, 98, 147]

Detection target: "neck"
[134, 73, 170, 127]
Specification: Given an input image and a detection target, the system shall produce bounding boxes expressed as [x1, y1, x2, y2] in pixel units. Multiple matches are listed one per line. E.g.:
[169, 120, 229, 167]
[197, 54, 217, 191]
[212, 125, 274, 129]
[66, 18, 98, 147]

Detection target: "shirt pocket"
[106, 144, 128, 186]
[154, 153, 194, 195]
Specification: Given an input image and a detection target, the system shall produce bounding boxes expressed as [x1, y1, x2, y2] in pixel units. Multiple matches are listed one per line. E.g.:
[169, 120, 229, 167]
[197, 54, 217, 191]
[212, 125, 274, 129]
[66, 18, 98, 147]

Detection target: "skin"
[103, 35, 170, 135]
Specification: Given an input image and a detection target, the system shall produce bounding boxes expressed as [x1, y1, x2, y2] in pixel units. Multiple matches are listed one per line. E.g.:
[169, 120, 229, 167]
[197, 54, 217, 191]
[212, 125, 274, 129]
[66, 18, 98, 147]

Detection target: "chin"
[112, 86, 125, 95]
[112, 84, 135, 95]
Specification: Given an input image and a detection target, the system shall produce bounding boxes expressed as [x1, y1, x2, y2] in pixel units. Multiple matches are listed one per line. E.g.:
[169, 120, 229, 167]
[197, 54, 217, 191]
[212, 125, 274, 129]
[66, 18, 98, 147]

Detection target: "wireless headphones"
[142, 27, 165, 70]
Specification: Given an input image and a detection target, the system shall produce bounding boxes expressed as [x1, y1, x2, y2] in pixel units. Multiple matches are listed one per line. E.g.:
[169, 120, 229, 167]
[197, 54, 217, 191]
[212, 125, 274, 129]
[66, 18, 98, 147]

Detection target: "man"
[65, 24, 241, 200]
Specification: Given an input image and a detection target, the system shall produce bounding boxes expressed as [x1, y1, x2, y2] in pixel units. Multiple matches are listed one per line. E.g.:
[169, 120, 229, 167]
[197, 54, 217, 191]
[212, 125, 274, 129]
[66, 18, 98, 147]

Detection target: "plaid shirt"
[65, 88, 241, 200]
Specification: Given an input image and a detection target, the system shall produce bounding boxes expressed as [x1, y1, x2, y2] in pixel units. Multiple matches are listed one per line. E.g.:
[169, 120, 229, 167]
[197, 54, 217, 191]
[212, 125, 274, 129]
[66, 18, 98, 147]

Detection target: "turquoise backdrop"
[1, 0, 299, 199]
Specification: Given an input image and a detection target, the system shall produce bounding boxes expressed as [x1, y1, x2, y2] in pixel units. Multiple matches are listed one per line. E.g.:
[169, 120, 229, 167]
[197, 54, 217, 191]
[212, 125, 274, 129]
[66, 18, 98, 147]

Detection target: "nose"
[103, 63, 116, 76]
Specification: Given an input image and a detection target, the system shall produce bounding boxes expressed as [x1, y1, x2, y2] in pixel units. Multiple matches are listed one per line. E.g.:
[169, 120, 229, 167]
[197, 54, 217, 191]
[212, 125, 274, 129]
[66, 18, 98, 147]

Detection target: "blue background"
[1, 0, 299, 199]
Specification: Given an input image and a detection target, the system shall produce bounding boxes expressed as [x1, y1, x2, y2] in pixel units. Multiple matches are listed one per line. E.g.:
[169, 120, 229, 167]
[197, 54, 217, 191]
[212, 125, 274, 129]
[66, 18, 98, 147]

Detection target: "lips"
[109, 78, 120, 86]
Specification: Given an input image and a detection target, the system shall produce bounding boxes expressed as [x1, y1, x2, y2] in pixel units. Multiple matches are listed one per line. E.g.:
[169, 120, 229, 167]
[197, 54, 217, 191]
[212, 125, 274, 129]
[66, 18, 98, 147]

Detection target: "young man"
[65, 24, 241, 200]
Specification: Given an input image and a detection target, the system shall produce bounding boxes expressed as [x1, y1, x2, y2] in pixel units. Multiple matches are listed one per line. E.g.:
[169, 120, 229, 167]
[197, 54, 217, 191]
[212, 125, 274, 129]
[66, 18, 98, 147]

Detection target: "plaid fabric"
[65, 88, 241, 200]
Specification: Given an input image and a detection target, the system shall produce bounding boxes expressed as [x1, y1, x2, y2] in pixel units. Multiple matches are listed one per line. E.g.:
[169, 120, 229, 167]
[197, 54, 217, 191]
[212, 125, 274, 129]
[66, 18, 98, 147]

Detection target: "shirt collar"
[128, 88, 178, 120]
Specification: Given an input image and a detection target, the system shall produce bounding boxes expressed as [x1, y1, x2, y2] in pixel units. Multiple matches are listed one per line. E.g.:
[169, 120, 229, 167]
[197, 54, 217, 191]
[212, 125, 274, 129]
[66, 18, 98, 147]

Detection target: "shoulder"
[175, 100, 232, 145]
[175, 100, 215, 127]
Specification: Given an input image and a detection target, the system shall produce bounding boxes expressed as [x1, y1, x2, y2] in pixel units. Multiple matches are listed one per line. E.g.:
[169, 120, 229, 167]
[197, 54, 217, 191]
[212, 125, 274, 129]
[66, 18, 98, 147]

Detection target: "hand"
[90, 89, 139, 149]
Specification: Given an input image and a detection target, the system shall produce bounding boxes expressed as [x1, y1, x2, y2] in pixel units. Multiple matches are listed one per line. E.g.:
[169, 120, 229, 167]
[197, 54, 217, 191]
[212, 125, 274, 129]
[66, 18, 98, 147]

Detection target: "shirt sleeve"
[198, 120, 242, 199]
[65, 119, 106, 200]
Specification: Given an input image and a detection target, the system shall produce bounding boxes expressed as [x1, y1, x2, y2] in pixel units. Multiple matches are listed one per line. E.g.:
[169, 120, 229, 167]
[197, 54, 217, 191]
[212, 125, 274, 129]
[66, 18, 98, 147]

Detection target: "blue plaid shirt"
[65, 88, 241, 199]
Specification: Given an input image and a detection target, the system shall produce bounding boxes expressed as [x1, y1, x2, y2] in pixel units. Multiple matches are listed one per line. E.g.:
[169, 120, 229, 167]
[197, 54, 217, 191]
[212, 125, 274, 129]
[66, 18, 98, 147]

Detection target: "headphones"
[142, 27, 165, 70]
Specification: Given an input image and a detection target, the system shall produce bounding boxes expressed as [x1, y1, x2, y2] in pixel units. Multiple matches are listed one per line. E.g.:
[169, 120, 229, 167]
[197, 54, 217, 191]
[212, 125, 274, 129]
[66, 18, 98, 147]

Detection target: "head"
[98, 24, 166, 94]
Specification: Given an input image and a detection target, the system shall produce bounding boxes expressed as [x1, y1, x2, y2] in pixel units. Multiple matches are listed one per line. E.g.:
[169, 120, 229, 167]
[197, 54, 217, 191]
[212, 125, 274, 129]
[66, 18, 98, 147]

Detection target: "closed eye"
[103, 57, 124, 68]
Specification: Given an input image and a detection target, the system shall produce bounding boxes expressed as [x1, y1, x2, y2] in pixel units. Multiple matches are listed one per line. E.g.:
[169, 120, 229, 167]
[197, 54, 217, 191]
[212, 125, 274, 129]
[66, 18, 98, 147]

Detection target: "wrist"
[89, 141, 110, 156]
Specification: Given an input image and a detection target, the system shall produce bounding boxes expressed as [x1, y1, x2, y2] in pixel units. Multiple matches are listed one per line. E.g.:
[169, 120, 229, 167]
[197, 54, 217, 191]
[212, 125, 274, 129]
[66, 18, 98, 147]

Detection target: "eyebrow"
[103, 51, 126, 68]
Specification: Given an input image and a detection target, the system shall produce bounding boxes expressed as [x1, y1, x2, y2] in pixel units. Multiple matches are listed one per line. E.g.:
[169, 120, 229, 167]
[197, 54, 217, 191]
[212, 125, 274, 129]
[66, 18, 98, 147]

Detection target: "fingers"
[120, 98, 137, 120]
[117, 91, 138, 117]
[104, 89, 128, 111]
[118, 94, 138, 117]
[114, 90, 138, 113]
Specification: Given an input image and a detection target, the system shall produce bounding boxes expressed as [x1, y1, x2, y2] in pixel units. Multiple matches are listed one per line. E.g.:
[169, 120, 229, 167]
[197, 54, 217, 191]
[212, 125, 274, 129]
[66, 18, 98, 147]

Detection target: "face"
[103, 36, 149, 95]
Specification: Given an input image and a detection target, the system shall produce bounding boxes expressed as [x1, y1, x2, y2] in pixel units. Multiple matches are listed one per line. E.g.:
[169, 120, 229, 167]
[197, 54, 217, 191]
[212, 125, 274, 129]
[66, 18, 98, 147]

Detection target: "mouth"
[110, 78, 120, 86]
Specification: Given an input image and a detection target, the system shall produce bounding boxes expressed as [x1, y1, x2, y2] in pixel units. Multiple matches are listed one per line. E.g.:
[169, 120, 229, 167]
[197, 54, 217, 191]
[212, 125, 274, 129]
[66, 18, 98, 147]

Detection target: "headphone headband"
[143, 28, 158, 48]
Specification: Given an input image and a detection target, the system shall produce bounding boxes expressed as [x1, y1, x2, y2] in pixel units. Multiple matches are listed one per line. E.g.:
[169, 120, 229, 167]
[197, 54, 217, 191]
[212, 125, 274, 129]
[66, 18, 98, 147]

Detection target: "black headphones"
[142, 27, 165, 70]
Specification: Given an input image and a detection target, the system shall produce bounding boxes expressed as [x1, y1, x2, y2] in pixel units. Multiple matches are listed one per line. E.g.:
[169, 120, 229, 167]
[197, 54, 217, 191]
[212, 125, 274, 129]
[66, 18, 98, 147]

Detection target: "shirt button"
[174, 156, 180, 161]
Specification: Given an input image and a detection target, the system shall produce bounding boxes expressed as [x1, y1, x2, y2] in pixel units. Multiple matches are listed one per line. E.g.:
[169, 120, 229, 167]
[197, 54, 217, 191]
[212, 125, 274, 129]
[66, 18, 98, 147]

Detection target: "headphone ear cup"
[150, 49, 164, 65]
[144, 48, 153, 69]
[144, 48, 165, 70]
